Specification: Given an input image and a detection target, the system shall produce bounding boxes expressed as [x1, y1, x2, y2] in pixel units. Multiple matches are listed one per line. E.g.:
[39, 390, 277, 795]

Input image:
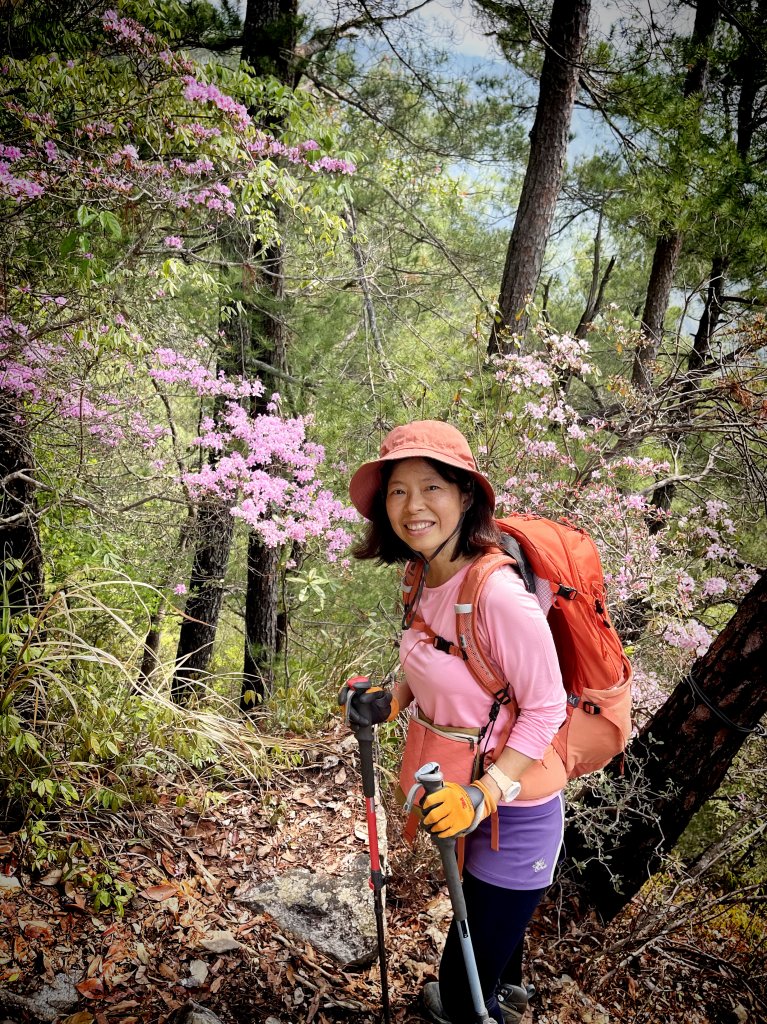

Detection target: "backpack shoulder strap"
[455, 550, 518, 706]
[496, 533, 535, 593]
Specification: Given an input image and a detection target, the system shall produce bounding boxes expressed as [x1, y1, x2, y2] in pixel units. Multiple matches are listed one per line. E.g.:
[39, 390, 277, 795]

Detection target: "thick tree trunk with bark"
[172, 497, 235, 703]
[171, 0, 298, 707]
[242, 0, 298, 84]
[489, 0, 590, 353]
[631, 0, 719, 392]
[241, 531, 280, 709]
[631, 230, 685, 391]
[566, 571, 767, 921]
[239, 241, 286, 712]
[238, 0, 297, 712]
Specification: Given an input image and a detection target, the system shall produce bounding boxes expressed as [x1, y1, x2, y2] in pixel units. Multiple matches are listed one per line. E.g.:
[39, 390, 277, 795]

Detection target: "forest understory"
[1, 720, 763, 1024]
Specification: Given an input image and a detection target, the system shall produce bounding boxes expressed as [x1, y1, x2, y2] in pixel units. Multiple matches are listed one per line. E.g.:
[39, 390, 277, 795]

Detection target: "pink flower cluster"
[663, 619, 713, 657]
[181, 402, 357, 556]
[182, 77, 250, 132]
[245, 137, 356, 175]
[102, 10, 158, 53]
[149, 348, 264, 400]
[308, 156, 357, 175]
[0, 143, 45, 201]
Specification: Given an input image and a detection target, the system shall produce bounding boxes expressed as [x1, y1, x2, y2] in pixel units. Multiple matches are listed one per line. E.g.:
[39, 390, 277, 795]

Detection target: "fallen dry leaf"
[160, 851, 177, 876]
[141, 883, 177, 902]
[199, 930, 242, 953]
[75, 977, 105, 999]
[157, 962, 178, 982]
[60, 1013, 95, 1024]
[21, 920, 53, 941]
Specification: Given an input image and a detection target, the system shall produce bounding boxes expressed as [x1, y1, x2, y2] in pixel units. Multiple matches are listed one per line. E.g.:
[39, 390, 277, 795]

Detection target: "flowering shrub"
[465, 322, 753, 691]
[0, 5, 358, 574]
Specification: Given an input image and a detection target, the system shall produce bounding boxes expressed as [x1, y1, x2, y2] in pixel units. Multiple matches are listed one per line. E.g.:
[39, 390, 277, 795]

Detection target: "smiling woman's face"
[384, 458, 467, 558]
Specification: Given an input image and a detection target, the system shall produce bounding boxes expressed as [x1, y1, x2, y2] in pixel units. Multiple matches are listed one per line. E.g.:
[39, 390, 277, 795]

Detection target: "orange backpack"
[402, 513, 633, 783]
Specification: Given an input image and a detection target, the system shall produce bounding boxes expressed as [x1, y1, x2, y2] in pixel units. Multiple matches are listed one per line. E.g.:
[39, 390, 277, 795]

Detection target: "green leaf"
[98, 211, 122, 240]
[76, 205, 96, 227]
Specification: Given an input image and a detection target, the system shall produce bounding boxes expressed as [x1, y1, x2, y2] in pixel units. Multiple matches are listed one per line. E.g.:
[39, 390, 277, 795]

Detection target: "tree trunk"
[574, 208, 616, 341]
[566, 570, 767, 921]
[688, 253, 727, 372]
[489, 0, 591, 353]
[170, 236, 247, 701]
[170, 1, 298, 707]
[238, 0, 298, 713]
[0, 403, 44, 618]
[171, 497, 235, 703]
[631, 0, 719, 392]
[241, 531, 280, 710]
[648, 17, 757, 508]
[242, 0, 299, 85]
[631, 230, 685, 391]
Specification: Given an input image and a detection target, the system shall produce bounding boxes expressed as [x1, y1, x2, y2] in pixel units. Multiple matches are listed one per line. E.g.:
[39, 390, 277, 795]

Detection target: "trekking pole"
[340, 677, 392, 1024]
[411, 761, 492, 1024]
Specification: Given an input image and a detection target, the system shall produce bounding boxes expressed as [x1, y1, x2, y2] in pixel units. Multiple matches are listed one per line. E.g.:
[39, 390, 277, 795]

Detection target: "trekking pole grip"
[413, 762, 469, 919]
[414, 761, 445, 800]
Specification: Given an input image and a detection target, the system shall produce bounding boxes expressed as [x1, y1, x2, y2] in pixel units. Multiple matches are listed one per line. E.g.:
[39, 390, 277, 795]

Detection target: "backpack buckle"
[493, 687, 511, 705]
[556, 584, 578, 600]
[433, 635, 453, 655]
[568, 694, 601, 715]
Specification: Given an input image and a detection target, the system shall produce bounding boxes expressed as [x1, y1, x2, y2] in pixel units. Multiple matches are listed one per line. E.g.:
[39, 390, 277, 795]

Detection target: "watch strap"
[486, 762, 521, 802]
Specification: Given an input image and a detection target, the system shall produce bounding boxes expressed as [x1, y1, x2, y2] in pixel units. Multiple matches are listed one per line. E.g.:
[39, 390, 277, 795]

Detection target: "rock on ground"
[0, 972, 78, 1022]
[238, 853, 381, 968]
[167, 1001, 226, 1024]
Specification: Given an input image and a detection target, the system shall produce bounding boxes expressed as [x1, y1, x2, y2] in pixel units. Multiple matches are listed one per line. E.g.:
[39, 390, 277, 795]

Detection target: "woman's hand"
[421, 779, 497, 837]
[338, 678, 399, 729]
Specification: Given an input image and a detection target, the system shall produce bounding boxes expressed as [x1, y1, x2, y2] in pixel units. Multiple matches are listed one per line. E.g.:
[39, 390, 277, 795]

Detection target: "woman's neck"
[424, 550, 473, 588]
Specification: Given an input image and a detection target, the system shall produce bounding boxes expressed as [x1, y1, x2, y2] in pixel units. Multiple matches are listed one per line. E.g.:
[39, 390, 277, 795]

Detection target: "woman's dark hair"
[351, 457, 500, 564]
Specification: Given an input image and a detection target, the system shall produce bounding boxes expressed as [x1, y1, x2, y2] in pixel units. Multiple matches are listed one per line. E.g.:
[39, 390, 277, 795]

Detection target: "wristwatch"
[485, 763, 522, 803]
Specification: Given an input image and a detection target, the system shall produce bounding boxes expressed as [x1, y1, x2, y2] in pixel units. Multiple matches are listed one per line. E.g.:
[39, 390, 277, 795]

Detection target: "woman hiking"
[346, 420, 567, 1024]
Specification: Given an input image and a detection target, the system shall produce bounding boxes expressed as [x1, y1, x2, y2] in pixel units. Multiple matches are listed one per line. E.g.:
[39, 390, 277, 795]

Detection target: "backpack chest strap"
[408, 614, 466, 660]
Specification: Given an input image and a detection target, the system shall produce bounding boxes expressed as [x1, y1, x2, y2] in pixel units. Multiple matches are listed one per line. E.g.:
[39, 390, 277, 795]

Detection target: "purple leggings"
[438, 871, 544, 1023]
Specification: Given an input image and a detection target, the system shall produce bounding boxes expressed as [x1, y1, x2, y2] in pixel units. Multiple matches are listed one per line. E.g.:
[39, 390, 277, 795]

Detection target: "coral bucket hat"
[349, 420, 496, 520]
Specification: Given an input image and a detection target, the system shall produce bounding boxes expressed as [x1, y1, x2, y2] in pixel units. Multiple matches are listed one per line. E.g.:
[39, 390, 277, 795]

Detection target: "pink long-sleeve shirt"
[400, 562, 566, 764]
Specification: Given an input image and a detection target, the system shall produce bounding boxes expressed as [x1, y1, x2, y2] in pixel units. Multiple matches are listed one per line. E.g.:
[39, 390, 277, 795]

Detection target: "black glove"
[338, 677, 399, 729]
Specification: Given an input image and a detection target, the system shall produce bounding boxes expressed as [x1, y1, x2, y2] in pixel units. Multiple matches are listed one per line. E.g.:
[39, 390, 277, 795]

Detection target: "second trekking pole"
[410, 760, 492, 1024]
[341, 676, 392, 1024]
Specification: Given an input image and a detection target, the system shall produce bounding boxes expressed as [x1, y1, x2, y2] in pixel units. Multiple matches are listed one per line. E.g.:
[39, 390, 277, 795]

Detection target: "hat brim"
[349, 447, 496, 520]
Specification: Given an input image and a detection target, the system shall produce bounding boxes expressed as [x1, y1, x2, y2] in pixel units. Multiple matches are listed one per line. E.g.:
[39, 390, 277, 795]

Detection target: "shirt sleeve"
[475, 566, 566, 760]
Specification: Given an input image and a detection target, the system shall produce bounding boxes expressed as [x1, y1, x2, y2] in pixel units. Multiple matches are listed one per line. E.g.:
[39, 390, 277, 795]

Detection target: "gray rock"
[0, 972, 78, 1022]
[167, 1001, 224, 1024]
[238, 854, 381, 967]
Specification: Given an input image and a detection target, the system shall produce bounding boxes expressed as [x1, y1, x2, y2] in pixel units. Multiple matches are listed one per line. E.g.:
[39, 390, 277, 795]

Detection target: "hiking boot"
[497, 983, 529, 1023]
[422, 982, 451, 1024]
